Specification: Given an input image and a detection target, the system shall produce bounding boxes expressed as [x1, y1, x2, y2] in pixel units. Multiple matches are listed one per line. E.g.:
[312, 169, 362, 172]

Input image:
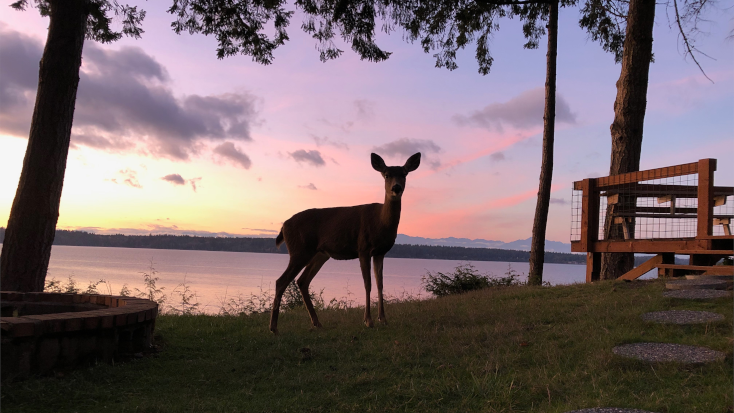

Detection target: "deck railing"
[570, 159, 733, 281]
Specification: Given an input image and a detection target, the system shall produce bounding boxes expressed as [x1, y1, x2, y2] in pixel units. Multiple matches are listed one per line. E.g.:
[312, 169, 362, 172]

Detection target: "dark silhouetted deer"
[269, 152, 421, 334]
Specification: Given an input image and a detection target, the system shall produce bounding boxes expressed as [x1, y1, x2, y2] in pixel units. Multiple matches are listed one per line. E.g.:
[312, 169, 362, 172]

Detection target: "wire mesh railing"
[570, 159, 733, 244]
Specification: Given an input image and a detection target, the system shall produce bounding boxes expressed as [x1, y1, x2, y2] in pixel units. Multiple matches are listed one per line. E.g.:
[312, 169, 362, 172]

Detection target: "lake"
[25, 245, 595, 313]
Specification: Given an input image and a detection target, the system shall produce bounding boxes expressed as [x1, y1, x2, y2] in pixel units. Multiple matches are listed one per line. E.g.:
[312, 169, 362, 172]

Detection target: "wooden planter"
[1, 291, 158, 381]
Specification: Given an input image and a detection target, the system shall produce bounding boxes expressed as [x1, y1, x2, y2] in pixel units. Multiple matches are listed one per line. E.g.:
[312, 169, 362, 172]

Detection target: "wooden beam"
[697, 235, 734, 240]
[619, 254, 663, 280]
[697, 159, 716, 239]
[573, 183, 733, 197]
[592, 162, 699, 188]
[586, 239, 710, 253]
[714, 217, 732, 236]
[676, 250, 734, 255]
[613, 213, 733, 220]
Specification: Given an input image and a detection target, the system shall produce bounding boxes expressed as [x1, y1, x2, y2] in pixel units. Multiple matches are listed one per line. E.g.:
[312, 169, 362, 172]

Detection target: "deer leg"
[373, 255, 387, 324]
[270, 256, 310, 335]
[359, 255, 374, 327]
[297, 253, 329, 328]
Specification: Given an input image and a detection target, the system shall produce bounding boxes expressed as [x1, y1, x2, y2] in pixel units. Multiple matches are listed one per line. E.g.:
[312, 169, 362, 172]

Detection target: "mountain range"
[395, 235, 573, 253]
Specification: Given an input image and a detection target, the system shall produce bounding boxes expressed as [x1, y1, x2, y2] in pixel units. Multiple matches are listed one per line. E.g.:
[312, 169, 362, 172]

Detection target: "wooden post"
[580, 179, 599, 251]
[580, 178, 600, 282]
[658, 252, 675, 278]
[587, 252, 601, 282]
[697, 159, 716, 239]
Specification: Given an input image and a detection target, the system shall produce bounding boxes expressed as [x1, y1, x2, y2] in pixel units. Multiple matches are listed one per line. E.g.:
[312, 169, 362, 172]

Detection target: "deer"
[269, 152, 421, 334]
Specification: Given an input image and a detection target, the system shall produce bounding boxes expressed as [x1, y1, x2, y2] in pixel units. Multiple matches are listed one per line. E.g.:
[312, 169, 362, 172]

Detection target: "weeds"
[134, 259, 167, 307]
[44, 274, 105, 294]
[168, 275, 200, 315]
[422, 263, 528, 297]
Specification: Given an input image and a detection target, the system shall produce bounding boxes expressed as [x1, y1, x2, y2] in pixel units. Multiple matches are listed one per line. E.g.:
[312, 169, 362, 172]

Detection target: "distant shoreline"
[0, 229, 586, 265]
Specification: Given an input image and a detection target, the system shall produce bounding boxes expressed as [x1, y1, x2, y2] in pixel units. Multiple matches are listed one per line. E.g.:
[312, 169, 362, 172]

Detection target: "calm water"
[35, 245, 589, 313]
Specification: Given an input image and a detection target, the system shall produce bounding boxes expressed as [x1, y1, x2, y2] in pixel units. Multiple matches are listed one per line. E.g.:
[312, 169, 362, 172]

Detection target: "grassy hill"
[3, 280, 731, 412]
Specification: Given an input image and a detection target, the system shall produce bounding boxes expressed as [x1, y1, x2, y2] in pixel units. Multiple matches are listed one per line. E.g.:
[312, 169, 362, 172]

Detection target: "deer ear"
[403, 152, 421, 173]
[371, 153, 387, 172]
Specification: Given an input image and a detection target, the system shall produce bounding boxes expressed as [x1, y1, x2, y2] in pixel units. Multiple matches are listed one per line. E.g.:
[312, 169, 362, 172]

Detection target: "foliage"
[169, 0, 293, 63]
[578, 0, 626, 62]
[10, 0, 146, 43]
[422, 263, 527, 297]
[133, 259, 167, 307]
[168, 275, 200, 315]
[82, 278, 108, 294]
[6, 281, 732, 412]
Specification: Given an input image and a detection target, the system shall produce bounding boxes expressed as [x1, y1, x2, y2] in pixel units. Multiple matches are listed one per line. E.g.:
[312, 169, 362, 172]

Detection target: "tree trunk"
[599, 0, 656, 280]
[528, 0, 558, 286]
[0, 0, 89, 292]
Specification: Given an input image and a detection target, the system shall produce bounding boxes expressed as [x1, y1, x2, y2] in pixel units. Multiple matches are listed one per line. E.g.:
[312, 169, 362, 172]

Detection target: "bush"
[421, 263, 524, 297]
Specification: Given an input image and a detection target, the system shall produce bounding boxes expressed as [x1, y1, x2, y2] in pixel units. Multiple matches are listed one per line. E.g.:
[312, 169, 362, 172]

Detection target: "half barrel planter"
[1, 291, 158, 381]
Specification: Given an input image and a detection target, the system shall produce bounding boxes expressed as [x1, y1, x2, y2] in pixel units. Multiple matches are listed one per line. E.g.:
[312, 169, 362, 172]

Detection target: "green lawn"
[2, 280, 732, 412]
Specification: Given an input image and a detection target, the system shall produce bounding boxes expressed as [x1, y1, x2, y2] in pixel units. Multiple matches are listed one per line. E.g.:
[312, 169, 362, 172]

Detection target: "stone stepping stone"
[665, 278, 727, 290]
[641, 310, 724, 324]
[612, 343, 725, 364]
[565, 409, 657, 413]
[663, 289, 731, 299]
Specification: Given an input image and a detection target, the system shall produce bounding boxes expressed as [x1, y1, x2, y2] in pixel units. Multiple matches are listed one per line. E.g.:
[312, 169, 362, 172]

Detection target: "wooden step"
[657, 264, 734, 275]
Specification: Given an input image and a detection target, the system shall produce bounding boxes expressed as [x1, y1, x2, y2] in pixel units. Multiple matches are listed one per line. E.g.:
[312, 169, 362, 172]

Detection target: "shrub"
[421, 263, 524, 297]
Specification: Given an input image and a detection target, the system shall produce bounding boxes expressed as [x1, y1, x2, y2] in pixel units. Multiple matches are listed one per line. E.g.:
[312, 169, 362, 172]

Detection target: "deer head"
[371, 152, 421, 198]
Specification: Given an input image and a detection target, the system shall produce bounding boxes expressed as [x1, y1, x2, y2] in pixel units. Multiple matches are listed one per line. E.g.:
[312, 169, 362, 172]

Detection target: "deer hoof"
[270, 326, 279, 335]
[313, 321, 323, 328]
[364, 319, 374, 328]
[378, 317, 388, 324]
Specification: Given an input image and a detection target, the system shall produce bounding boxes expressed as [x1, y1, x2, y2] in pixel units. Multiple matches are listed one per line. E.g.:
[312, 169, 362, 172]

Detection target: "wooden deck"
[571, 159, 733, 282]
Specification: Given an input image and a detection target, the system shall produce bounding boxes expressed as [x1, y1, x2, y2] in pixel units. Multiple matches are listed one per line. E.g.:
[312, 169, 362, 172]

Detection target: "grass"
[2, 280, 732, 412]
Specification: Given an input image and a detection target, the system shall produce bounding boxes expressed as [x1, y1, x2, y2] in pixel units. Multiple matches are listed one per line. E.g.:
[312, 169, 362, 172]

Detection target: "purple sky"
[0, 2, 732, 242]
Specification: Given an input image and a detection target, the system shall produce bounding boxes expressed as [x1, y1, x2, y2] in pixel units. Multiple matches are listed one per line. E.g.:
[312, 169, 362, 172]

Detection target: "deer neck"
[380, 194, 402, 230]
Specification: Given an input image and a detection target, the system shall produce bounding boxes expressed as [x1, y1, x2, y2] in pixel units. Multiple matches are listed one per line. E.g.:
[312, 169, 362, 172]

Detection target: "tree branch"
[673, 0, 714, 83]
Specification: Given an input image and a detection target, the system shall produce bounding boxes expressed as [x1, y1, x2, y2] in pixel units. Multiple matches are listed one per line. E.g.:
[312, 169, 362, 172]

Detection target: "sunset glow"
[1, 3, 732, 243]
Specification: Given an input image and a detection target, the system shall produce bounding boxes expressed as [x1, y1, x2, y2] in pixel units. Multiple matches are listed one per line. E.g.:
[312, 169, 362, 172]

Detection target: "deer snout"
[391, 184, 403, 195]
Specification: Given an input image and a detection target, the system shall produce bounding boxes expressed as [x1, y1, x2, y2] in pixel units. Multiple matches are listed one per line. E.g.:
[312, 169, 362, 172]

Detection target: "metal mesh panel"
[600, 173, 700, 240]
[570, 164, 733, 244]
[570, 187, 581, 242]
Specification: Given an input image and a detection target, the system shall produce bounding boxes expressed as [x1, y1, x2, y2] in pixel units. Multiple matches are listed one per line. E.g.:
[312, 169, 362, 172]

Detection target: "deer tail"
[275, 228, 284, 248]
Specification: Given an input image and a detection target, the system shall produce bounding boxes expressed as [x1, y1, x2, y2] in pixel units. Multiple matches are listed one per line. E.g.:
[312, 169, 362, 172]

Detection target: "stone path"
[663, 289, 731, 299]
[641, 310, 724, 324]
[665, 278, 728, 290]
[612, 343, 725, 364]
[575, 273, 730, 411]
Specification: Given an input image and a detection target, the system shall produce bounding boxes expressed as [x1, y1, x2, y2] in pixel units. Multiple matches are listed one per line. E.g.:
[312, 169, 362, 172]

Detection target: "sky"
[0, 2, 732, 243]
